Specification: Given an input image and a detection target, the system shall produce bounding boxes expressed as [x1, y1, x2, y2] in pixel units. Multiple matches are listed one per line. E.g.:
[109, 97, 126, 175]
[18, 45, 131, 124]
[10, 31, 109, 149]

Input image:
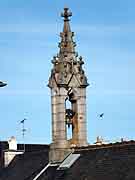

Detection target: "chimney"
[8, 136, 17, 150]
[4, 136, 23, 167]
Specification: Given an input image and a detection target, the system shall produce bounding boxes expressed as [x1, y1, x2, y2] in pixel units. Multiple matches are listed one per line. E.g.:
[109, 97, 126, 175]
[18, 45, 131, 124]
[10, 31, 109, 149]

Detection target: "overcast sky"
[0, 0, 135, 144]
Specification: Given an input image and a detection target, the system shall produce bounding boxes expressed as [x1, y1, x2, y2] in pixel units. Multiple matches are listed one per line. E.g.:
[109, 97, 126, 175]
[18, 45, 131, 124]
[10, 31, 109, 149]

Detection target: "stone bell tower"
[48, 8, 89, 163]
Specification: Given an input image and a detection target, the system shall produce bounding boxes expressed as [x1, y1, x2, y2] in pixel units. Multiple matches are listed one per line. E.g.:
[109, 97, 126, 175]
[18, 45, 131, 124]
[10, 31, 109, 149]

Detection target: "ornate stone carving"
[48, 7, 88, 89]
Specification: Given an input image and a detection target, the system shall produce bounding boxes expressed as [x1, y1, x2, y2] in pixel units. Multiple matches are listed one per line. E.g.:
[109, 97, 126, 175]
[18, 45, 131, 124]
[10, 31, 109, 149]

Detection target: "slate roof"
[0, 144, 49, 180]
[0, 141, 135, 180]
[35, 141, 135, 180]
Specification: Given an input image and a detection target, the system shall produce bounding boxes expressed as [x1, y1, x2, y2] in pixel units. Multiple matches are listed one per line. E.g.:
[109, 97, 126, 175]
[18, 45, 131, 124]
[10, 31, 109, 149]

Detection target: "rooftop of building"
[0, 140, 135, 180]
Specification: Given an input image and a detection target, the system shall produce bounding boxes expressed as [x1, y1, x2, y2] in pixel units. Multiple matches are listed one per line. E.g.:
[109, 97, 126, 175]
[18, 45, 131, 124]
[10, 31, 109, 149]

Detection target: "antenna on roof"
[20, 118, 27, 152]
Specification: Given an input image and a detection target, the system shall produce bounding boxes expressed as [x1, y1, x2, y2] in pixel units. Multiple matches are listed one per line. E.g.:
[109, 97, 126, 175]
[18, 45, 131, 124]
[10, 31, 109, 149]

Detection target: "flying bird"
[99, 113, 104, 118]
[0, 81, 7, 87]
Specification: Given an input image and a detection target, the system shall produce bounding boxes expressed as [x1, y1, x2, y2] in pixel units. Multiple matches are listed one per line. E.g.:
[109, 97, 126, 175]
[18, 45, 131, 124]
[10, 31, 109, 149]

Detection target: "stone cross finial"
[61, 7, 72, 21]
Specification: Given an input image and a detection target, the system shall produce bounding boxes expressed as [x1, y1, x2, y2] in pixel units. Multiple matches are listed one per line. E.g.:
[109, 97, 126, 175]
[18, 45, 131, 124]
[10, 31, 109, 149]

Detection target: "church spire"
[48, 8, 89, 162]
[59, 8, 76, 56]
[48, 7, 89, 89]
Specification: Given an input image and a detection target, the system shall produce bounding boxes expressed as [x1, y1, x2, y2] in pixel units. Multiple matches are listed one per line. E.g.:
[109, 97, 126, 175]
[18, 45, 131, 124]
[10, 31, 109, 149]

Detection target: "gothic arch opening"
[65, 97, 73, 140]
[65, 91, 76, 141]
